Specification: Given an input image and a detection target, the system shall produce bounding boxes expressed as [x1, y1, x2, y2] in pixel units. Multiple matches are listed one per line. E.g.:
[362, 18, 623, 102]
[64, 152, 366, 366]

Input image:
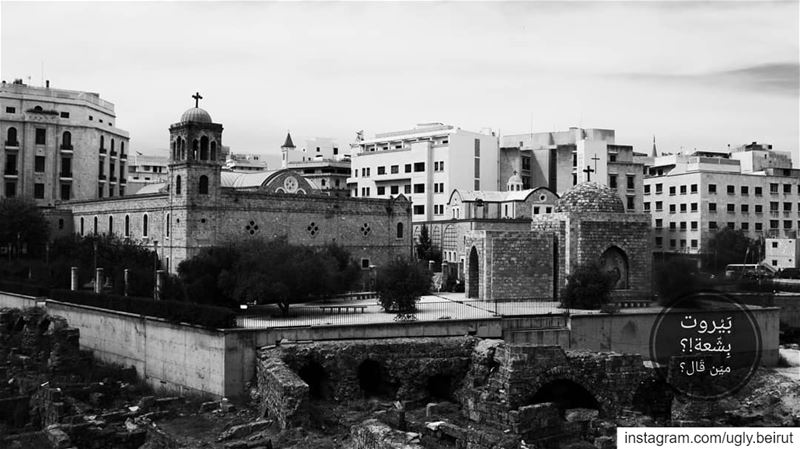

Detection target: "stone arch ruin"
[600, 245, 629, 289]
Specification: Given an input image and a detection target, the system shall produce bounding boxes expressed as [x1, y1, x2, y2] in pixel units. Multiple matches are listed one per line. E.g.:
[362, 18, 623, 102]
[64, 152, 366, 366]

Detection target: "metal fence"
[235, 296, 568, 329]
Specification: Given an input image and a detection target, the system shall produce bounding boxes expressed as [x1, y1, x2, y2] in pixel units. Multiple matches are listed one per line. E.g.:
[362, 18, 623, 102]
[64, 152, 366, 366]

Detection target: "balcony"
[120, 178, 127, 184]
[110, 176, 117, 182]
[60, 172, 73, 180]
[120, 152, 127, 160]
[98, 174, 107, 181]
[4, 141, 19, 148]
[3, 169, 18, 177]
[60, 144, 73, 152]
[99, 147, 107, 154]
[110, 150, 117, 157]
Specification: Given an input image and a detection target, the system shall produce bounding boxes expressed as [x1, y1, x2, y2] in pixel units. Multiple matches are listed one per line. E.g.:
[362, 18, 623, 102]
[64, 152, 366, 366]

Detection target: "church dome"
[507, 173, 523, 184]
[180, 107, 212, 124]
[554, 182, 625, 213]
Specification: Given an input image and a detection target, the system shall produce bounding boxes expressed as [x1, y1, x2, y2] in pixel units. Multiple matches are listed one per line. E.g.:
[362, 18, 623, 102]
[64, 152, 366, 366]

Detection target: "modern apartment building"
[499, 127, 644, 212]
[644, 144, 800, 260]
[347, 123, 499, 224]
[0, 80, 130, 204]
[765, 238, 799, 269]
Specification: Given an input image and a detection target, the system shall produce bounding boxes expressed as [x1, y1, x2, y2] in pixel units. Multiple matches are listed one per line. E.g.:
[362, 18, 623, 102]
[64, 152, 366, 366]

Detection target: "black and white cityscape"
[0, 1, 798, 448]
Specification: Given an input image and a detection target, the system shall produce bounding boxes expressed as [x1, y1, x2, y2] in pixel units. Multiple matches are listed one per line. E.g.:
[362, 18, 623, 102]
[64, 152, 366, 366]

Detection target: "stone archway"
[600, 246, 629, 289]
[468, 246, 479, 298]
[529, 378, 600, 416]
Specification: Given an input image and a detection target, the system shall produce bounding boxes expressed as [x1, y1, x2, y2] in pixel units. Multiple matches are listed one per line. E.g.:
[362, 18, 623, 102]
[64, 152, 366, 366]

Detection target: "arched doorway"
[530, 379, 599, 416]
[298, 361, 330, 400]
[427, 374, 456, 402]
[600, 246, 629, 289]
[468, 246, 479, 298]
[358, 359, 396, 398]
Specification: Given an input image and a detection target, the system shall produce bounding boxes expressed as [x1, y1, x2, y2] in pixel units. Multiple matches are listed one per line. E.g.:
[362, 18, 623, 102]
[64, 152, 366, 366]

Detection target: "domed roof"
[507, 172, 523, 184]
[554, 182, 625, 213]
[180, 107, 212, 124]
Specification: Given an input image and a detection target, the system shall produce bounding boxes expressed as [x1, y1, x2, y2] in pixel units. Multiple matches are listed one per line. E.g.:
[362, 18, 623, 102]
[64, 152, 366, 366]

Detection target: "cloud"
[615, 62, 800, 96]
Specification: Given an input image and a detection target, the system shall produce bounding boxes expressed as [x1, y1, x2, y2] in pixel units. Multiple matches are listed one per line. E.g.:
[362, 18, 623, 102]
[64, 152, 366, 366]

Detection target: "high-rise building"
[347, 123, 499, 225]
[499, 127, 644, 212]
[0, 80, 130, 203]
[643, 144, 799, 262]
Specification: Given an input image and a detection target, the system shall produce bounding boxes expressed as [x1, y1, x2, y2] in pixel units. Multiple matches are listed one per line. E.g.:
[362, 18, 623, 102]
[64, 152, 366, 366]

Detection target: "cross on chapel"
[591, 155, 600, 171]
[583, 165, 595, 182]
[192, 92, 203, 108]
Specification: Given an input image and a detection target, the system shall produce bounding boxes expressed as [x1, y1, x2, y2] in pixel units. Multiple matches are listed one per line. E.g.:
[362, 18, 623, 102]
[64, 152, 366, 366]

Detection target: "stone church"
[464, 182, 652, 302]
[52, 102, 412, 273]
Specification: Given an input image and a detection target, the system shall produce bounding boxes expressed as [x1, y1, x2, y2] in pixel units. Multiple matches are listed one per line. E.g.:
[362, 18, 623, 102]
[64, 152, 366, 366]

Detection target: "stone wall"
[256, 353, 309, 429]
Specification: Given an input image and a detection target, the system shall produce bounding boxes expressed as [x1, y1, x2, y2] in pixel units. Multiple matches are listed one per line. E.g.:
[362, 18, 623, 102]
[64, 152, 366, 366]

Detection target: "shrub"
[560, 262, 615, 309]
[49, 289, 236, 329]
[653, 257, 709, 306]
[376, 258, 431, 313]
[0, 280, 49, 297]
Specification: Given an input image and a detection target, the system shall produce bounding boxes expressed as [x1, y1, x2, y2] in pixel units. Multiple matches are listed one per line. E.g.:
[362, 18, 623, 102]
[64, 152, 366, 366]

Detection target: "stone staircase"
[502, 315, 570, 346]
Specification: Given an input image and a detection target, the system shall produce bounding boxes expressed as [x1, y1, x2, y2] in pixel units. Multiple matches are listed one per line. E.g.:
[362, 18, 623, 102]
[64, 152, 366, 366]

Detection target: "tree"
[376, 258, 432, 314]
[176, 245, 239, 307]
[415, 224, 442, 266]
[0, 198, 50, 258]
[702, 228, 761, 273]
[560, 262, 615, 310]
[653, 257, 708, 307]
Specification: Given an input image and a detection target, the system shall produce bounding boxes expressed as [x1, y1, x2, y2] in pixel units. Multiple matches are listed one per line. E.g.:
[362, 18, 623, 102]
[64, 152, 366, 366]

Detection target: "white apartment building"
[281, 134, 347, 167]
[644, 145, 800, 259]
[347, 123, 499, 224]
[0, 79, 130, 203]
[500, 127, 644, 212]
[765, 238, 799, 269]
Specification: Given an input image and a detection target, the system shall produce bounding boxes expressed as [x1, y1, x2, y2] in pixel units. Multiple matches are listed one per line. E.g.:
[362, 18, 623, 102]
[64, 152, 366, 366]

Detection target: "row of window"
[3, 181, 73, 200]
[362, 138, 449, 152]
[354, 162, 429, 178]
[79, 213, 164, 239]
[646, 183, 799, 196]
[647, 201, 800, 214]
[171, 136, 217, 161]
[608, 174, 636, 190]
[4, 127, 124, 155]
[655, 220, 800, 232]
[655, 237, 698, 249]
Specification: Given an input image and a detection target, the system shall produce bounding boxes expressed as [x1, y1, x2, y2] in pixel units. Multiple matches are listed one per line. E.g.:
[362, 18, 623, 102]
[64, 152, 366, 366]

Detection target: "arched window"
[171, 141, 176, 159]
[176, 175, 182, 194]
[396, 222, 404, 238]
[6, 127, 18, 145]
[111, 138, 115, 151]
[121, 141, 125, 155]
[62, 131, 71, 147]
[600, 246, 630, 290]
[93, 216, 98, 235]
[108, 216, 113, 234]
[192, 140, 199, 160]
[100, 135, 105, 149]
[199, 175, 209, 195]
[210, 141, 217, 161]
[80, 217, 84, 236]
[142, 214, 149, 237]
[33, 105, 42, 111]
[200, 136, 209, 160]
[180, 138, 185, 159]
[166, 213, 170, 237]
[124, 215, 130, 237]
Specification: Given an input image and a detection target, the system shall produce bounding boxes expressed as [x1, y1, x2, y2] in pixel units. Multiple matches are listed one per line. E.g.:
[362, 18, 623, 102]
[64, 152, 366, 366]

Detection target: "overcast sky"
[2, 1, 798, 164]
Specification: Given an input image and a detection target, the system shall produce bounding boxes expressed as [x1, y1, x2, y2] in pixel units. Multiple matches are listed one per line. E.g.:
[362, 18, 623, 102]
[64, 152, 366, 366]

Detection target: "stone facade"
[53, 104, 413, 273]
[465, 182, 653, 302]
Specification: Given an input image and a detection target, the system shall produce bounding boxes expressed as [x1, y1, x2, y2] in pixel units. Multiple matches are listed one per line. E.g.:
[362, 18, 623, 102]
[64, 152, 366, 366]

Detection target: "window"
[166, 213, 170, 238]
[108, 216, 113, 234]
[680, 203, 687, 212]
[691, 184, 698, 194]
[741, 186, 749, 196]
[644, 202, 651, 211]
[655, 201, 663, 211]
[669, 204, 676, 214]
[609, 175, 617, 188]
[404, 185, 411, 194]
[709, 184, 717, 194]
[679, 185, 686, 195]
[413, 162, 425, 172]
[670, 239, 676, 248]
[709, 221, 717, 229]
[361, 258, 370, 269]
[627, 196, 634, 210]
[784, 202, 792, 211]
[755, 205, 763, 213]
[655, 218, 663, 228]
[143, 214, 149, 237]
[691, 239, 698, 248]
[680, 221, 687, 230]
[770, 183, 779, 194]
[34, 183, 44, 199]
[709, 203, 717, 212]
[741, 204, 749, 213]
[60, 111, 69, 118]
[691, 221, 698, 230]
[413, 183, 425, 193]
[755, 186, 763, 196]
[474, 138, 480, 157]
[390, 185, 399, 195]
[655, 237, 663, 247]
[396, 223, 404, 238]
[413, 205, 424, 215]
[80, 217, 84, 236]
[97, 183, 104, 198]
[474, 180, 480, 190]
[35, 128, 46, 145]
[176, 175, 182, 194]
[741, 222, 749, 231]
[770, 220, 779, 229]
[390, 165, 399, 174]
[669, 222, 676, 230]
[377, 186, 385, 195]
[35, 156, 45, 173]
[755, 222, 763, 231]
[784, 220, 793, 229]
[656, 183, 663, 194]
[377, 166, 386, 175]
[6, 127, 18, 145]
[669, 186, 676, 196]
[404, 164, 412, 173]
[644, 185, 651, 195]
[691, 203, 698, 212]
[727, 222, 735, 229]
[727, 185, 735, 194]
[727, 204, 735, 213]
[5, 107, 15, 113]
[93, 216, 98, 234]
[199, 175, 209, 194]
[770, 201, 779, 212]
[125, 215, 130, 237]
[784, 184, 792, 194]
[60, 184, 70, 200]
[680, 239, 687, 248]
